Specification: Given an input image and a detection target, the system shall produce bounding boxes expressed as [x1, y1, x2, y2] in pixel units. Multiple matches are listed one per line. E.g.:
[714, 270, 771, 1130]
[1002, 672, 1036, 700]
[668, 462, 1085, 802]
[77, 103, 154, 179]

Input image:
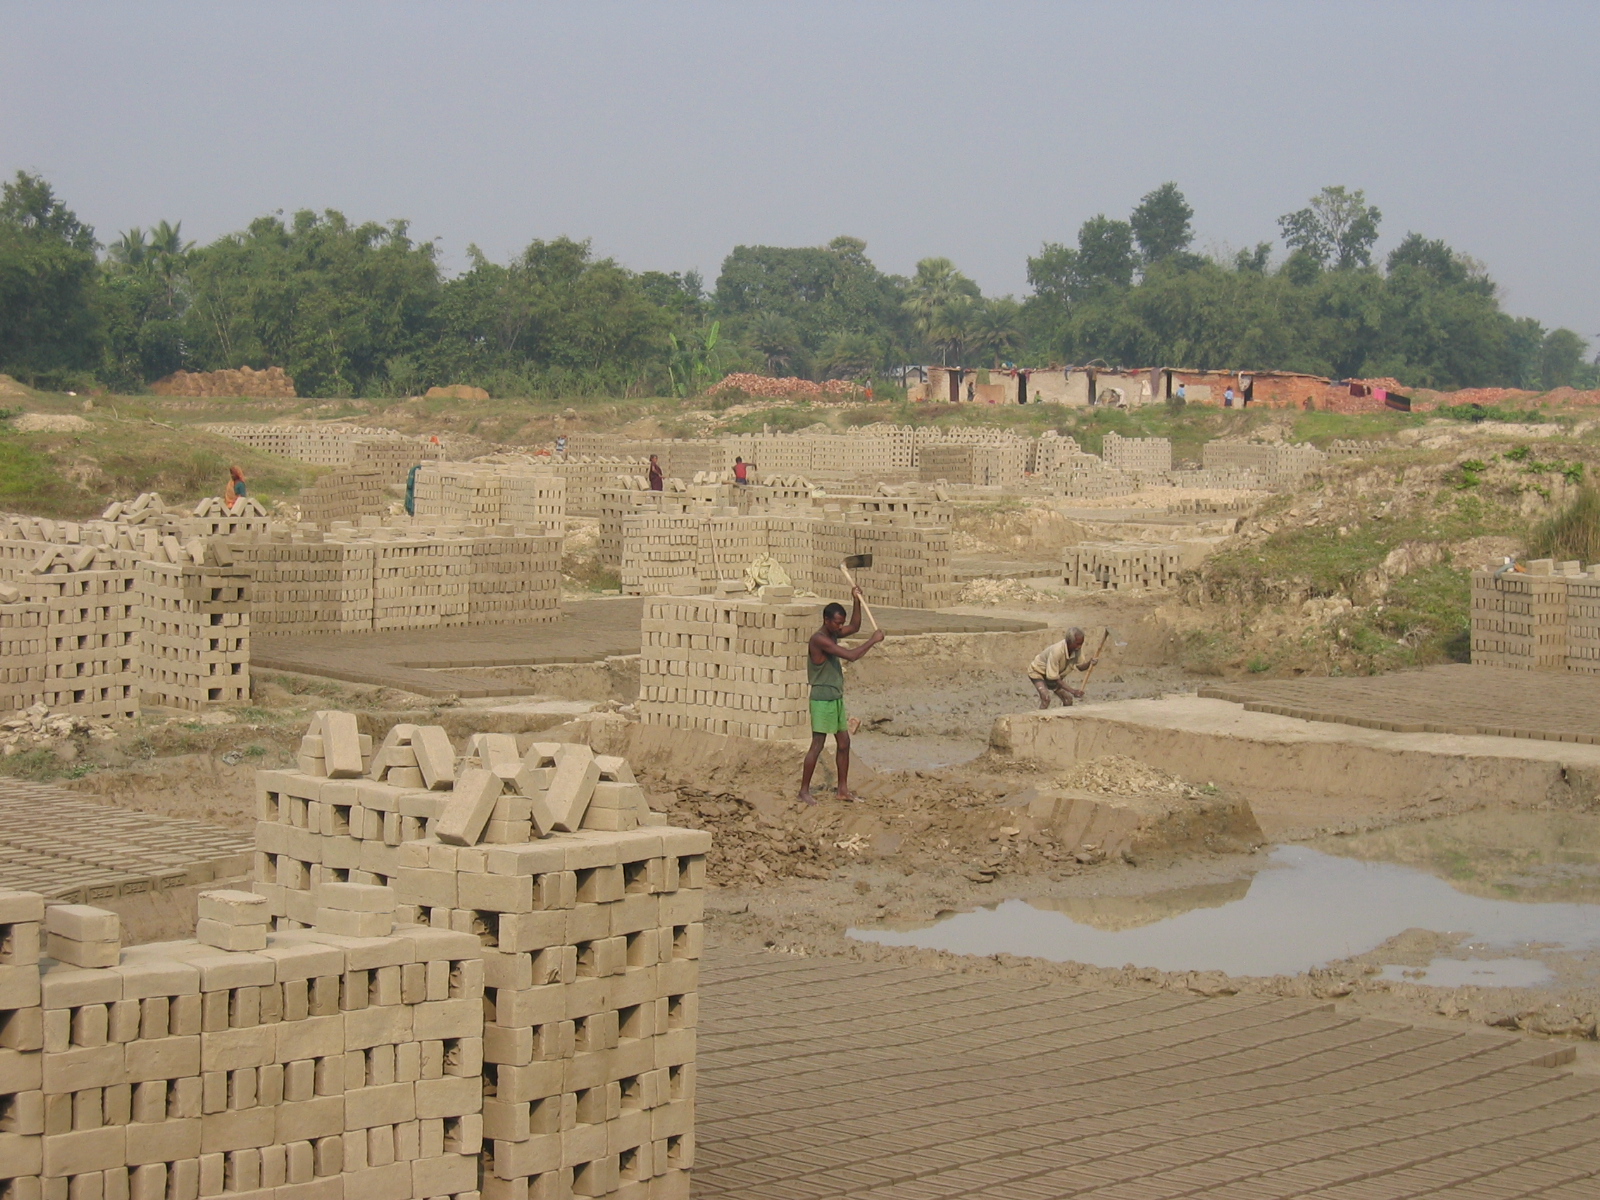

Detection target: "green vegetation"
[1530, 487, 1600, 564]
[1, 172, 1595, 399]
[0, 408, 319, 517]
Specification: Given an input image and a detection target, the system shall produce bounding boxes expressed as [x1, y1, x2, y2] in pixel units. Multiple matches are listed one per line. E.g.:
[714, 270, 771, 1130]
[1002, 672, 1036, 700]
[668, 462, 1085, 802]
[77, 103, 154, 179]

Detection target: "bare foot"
[797, 789, 817, 806]
[836, 789, 859, 803]
[847, 717, 861, 735]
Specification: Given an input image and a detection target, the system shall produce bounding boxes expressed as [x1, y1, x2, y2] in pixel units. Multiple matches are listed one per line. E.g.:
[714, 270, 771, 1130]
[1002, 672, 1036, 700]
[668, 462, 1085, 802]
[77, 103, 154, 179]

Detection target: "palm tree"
[818, 332, 879, 381]
[748, 311, 800, 375]
[973, 298, 1025, 367]
[903, 257, 981, 365]
[930, 294, 979, 367]
[108, 228, 149, 271]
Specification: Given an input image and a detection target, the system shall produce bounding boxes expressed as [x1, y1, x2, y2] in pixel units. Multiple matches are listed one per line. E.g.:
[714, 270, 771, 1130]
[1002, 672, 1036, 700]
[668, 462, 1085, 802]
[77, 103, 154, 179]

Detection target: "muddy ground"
[13, 578, 1600, 1066]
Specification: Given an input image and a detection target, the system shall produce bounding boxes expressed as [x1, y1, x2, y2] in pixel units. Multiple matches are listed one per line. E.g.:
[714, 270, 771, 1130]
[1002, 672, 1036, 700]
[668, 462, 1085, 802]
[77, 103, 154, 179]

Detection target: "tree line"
[0, 171, 1591, 397]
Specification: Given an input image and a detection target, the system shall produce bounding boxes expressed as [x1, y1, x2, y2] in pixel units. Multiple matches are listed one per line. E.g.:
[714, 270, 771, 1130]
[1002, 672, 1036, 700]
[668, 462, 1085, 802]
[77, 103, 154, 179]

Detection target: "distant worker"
[224, 466, 247, 506]
[799, 588, 885, 805]
[648, 454, 664, 491]
[1026, 627, 1098, 709]
[966, 381, 975, 403]
[1176, 382, 1187, 403]
[1224, 386, 1235, 408]
[733, 456, 750, 486]
[555, 435, 567, 456]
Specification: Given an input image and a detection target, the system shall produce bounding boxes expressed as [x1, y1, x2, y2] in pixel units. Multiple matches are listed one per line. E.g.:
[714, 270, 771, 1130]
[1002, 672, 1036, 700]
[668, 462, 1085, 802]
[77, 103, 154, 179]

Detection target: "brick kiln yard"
[14, 416, 1600, 1197]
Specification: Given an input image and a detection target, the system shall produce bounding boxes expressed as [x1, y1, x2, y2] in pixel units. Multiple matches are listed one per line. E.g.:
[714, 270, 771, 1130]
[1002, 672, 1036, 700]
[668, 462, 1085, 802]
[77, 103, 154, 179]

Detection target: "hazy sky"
[6, 1, 1598, 341]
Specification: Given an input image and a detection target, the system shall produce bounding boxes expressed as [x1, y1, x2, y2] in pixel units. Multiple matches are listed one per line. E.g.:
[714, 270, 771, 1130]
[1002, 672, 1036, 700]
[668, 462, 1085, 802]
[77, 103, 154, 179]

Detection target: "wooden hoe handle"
[840, 565, 880, 632]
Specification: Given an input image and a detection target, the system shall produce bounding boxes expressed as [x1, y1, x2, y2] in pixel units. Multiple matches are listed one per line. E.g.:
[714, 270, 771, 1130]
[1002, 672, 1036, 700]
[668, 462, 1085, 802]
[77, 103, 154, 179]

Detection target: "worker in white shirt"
[1026, 627, 1097, 708]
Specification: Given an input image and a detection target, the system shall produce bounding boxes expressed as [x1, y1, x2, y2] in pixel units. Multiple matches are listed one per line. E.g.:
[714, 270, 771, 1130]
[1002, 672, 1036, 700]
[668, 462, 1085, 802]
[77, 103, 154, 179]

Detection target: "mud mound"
[426, 384, 489, 400]
[957, 577, 1049, 606]
[150, 366, 295, 398]
[0, 374, 30, 398]
[11, 412, 90, 432]
[1058, 754, 1208, 799]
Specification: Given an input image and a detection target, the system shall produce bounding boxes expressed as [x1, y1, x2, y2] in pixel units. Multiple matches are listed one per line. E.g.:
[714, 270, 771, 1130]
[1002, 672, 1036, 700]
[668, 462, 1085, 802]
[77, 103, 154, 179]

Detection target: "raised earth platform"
[0, 777, 252, 901]
[696, 951, 1596, 1198]
[252, 596, 1046, 698]
[1202, 664, 1600, 745]
[993, 695, 1600, 839]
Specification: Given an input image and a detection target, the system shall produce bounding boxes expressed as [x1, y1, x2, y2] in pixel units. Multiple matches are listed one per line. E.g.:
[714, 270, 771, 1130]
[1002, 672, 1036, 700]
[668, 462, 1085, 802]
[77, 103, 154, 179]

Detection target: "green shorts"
[809, 698, 848, 735]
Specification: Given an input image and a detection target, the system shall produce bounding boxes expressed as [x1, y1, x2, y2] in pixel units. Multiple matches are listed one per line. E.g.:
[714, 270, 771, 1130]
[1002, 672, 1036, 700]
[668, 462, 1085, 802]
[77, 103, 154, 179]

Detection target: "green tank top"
[808, 649, 844, 701]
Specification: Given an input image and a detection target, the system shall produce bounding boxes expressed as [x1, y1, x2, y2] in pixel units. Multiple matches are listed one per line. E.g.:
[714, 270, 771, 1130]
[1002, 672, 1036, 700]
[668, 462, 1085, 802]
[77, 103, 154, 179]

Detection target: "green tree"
[746, 311, 802, 375]
[903, 257, 981, 365]
[0, 172, 100, 384]
[1279, 186, 1382, 269]
[184, 209, 441, 396]
[667, 321, 723, 396]
[431, 236, 670, 394]
[714, 237, 907, 369]
[1541, 329, 1589, 389]
[1130, 182, 1194, 266]
[973, 298, 1024, 367]
[817, 331, 879, 380]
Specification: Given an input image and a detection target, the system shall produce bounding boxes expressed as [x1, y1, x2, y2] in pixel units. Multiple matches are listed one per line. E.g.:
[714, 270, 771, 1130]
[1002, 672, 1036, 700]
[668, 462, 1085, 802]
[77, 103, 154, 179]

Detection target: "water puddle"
[850, 844, 1600, 979]
[1314, 810, 1600, 905]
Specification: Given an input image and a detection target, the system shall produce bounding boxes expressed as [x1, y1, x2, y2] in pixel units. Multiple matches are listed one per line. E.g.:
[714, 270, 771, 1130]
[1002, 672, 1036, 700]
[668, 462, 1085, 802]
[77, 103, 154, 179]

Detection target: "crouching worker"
[1027, 626, 1097, 708]
[799, 587, 884, 805]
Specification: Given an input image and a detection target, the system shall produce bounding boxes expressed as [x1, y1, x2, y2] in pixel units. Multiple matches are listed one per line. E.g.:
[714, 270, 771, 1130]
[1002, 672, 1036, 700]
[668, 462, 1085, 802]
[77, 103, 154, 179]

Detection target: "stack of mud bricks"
[0, 592, 47, 718]
[619, 513, 953, 608]
[0, 542, 142, 722]
[0, 879, 488, 1200]
[136, 559, 250, 711]
[413, 467, 566, 533]
[916, 442, 1024, 488]
[1471, 560, 1596, 672]
[1100, 432, 1173, 476]
[1030, 432, 1081, 477]
[229, 530, 559, 637]
[1201, 440, 1324, 490]
[227, 541, 376, 638]
[639, 590, 813, 740]
[806, 518, 953, 609]
[616, 517, 701, 598]
[541, 462, 646, 520]
[1053, 456, 1135, 500]
[250, 710, 708, 1199]
[199, 426, 443, 471]
[178, 503, 275, 543]
[298, 469, 391, 531]
[1064, 543, 1182, 591]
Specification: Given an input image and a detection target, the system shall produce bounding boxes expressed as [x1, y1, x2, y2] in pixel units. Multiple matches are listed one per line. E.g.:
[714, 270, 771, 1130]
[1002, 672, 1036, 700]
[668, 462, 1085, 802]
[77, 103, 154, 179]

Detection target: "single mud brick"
[467, 732, 522, 776]
[547, 745, 601, 833]
[46, 934, 120, 969]
[45, 905, 120, 944]
[196, 889, 270, 927]
[368, 724, 420, 779]
[194, 918, 268, 952]
[435, 767, 501, 846]
[412, 726, 456, 790]
[0, 889, 45, 924]
[594, 755, 637, 785]
[314, 882, 396, 914]
[318, 710, 365, 779]
[313, 908, 394, 938]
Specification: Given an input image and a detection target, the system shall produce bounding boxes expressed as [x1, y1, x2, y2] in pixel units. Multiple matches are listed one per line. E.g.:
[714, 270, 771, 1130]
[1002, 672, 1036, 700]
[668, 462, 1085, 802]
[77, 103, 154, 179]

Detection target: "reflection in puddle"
[850, 845, 1600, 978]
[1315, 811, 1600, 904]
[1028, 879, 1251, 932]
[1379, 958, 1554, 988]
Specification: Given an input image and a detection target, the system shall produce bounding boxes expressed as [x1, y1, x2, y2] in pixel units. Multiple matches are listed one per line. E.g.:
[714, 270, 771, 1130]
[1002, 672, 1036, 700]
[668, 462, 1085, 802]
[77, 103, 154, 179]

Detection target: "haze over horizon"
[6, 0, 1598, 343]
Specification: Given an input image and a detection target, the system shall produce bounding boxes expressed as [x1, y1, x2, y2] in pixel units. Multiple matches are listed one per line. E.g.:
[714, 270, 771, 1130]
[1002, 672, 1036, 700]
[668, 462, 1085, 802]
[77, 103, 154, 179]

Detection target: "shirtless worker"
[799, 587, 885, 805]
[1027, 627, 1098, 708]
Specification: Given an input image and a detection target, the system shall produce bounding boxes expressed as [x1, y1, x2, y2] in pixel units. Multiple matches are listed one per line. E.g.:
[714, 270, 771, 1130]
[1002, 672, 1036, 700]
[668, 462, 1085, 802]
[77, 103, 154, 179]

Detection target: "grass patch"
[1529, 486, 1600, 564]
